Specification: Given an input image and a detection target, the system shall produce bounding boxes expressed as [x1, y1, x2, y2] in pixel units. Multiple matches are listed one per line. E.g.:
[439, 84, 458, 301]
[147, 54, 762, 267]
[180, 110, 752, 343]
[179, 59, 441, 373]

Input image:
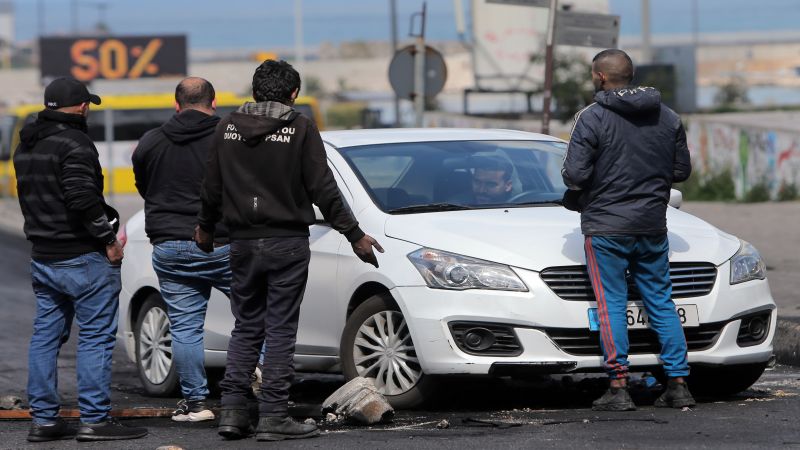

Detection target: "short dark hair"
[473, 156, 513, 182]
[252, 59, 301, 104]
[592, 49, 634, 84]
[175, 77, 215, 109]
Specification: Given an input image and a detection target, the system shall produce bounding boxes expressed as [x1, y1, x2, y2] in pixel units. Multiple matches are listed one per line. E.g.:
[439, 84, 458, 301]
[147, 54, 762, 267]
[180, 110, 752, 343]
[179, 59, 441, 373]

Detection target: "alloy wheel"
[352, 310, 422, 395]
[138, 306, 173, 384]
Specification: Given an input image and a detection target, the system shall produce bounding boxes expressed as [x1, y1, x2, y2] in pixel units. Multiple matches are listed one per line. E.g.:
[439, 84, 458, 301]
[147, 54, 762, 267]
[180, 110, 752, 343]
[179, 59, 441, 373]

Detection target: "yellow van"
[0, 92, 322, 196]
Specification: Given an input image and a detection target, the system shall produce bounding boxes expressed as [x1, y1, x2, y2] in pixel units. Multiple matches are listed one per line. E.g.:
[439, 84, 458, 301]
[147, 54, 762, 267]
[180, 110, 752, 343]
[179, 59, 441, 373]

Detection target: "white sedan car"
[118, 128, 776, 408]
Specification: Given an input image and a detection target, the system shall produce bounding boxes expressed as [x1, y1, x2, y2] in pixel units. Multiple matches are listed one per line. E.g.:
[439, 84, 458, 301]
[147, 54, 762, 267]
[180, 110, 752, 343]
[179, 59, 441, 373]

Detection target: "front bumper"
[391, 263, 776, 375]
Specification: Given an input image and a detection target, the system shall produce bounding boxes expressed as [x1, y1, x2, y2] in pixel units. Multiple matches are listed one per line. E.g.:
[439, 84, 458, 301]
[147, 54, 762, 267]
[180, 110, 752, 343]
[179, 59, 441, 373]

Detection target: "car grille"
[544, 322, 725, 356]
[540, 262, 717, 301]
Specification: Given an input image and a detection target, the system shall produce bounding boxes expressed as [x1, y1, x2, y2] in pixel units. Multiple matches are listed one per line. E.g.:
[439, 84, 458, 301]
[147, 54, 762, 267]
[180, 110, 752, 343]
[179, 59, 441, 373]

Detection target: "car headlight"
[729, 240, 767, 285]
[407, 248, 528, 291]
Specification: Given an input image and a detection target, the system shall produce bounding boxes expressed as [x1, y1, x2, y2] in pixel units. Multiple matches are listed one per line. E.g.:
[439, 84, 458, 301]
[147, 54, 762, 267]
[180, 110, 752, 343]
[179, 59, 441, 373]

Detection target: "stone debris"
[0, 395, 23, 410]
[322, 377, 394, 425]
[436, 419, 450, 429]
[326, 412, 340, 423]
[304, 418, 317, 426]
[156, 446, 184, 450]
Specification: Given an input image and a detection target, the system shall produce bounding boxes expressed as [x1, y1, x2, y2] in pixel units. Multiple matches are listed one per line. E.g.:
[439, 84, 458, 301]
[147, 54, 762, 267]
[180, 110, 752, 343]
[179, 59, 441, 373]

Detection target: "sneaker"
[75, 417, 148, 442]
[172, 399, 215, 422]
[655, 379, 696, 408]
[255, 416, 320, 441]
[218, 406, 253, 440]
[27, 418, 76, 442]
[592, 386, 637, 411]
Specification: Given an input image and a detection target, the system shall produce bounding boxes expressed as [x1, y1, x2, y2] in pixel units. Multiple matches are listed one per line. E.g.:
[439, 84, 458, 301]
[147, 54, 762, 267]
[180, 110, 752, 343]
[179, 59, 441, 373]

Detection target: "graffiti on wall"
[687, 119, 800, 199]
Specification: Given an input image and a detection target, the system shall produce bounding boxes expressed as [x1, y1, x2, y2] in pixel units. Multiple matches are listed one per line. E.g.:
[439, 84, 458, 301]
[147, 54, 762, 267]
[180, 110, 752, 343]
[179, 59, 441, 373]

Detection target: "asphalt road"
[1, 229, 800, 449]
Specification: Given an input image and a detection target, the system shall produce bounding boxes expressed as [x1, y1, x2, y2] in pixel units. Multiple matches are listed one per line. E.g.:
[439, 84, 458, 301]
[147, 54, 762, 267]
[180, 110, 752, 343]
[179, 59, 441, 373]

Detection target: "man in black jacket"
[197, 60, 383, 442]
[132, 77, 229, 422]
[14, 77, 147, 442]
[562, 49, 694, 411]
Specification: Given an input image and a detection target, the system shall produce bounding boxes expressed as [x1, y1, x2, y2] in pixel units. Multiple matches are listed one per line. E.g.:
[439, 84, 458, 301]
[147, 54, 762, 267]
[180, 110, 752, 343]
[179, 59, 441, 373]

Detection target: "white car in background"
[118, 129, 776, 408]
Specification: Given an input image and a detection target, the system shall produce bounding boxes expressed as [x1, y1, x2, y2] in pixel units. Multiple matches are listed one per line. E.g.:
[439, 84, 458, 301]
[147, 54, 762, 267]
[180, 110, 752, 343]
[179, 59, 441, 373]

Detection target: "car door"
[295, 161, 352, 356]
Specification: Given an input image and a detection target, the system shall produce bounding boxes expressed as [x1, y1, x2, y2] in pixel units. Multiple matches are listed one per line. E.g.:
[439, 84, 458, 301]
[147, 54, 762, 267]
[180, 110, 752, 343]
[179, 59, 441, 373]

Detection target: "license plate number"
[588, 305, 699, 331]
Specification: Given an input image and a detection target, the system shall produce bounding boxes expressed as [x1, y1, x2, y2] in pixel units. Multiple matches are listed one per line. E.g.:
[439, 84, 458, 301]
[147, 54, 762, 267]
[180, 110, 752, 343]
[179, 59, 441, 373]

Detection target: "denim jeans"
[220, 237, 310, 417]
[584, 235, 690, 379]
[28, 251, 120, 425]
[151, 240, 231, 401]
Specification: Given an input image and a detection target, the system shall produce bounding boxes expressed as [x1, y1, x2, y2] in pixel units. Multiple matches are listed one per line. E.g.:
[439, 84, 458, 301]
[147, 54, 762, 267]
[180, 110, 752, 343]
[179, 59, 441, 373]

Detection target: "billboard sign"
[39, 35, 187, 82]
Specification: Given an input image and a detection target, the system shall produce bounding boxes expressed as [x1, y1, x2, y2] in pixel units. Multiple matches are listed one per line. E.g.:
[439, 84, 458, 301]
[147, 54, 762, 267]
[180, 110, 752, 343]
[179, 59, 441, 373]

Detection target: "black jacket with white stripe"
[13, 109, 115, 260]
[561, 87, 692, 236]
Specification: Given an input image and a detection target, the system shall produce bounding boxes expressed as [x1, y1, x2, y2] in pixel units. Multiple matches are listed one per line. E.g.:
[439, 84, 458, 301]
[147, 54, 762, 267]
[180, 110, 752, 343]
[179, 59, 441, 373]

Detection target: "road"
[1, 228, 800, 449]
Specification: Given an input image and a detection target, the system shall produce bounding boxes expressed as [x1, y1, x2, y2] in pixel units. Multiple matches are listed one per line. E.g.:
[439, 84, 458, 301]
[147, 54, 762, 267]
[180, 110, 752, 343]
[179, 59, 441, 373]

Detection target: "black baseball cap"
[44, 77, 102, 109]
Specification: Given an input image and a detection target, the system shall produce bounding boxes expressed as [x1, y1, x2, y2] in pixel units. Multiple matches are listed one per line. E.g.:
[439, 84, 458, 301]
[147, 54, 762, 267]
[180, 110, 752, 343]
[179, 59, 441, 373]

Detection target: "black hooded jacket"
[132, 109, 228, 244]
[198, 101, 364, 242]
[13, 109, 116, 260]
[561, 87, 692, 236]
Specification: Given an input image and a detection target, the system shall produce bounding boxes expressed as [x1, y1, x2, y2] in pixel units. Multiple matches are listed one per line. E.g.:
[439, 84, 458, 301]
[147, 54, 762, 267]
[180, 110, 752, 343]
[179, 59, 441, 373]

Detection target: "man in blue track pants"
[562, 49, 695, 411]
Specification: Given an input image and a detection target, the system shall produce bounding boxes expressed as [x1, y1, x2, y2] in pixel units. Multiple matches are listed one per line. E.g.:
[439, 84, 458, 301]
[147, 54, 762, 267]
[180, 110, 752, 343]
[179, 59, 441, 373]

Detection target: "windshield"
[339, 140, 568, 213]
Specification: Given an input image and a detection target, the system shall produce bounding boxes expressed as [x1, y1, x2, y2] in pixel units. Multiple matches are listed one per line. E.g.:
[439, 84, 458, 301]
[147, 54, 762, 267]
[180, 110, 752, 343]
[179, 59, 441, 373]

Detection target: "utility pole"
[37, 0, 45, 37]
[691, 0, 699, 49]
[71, 0, 78, 34]
[390, 0, 400, 126]
[541, 0, 557, 136]
[294, 0, 305, 76]
[411, 2, 427, 128]
[641, 0, 652, 64]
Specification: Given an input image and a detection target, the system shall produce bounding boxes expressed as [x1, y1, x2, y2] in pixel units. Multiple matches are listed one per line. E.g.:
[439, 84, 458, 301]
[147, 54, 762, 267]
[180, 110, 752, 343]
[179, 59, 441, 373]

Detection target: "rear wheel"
[134, 294, 179, 396]
[340, 293, 437, 409]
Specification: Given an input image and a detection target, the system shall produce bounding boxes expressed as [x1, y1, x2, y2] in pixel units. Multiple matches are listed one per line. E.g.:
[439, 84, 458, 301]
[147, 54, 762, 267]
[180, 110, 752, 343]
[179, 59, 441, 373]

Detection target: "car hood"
[383, 206, 741, 271]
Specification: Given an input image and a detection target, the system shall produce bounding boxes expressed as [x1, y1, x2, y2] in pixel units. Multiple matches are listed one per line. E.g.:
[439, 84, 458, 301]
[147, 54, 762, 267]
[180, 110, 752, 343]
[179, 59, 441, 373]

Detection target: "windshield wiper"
[499, 199, 563, 208]
[387, 203, 473, 214]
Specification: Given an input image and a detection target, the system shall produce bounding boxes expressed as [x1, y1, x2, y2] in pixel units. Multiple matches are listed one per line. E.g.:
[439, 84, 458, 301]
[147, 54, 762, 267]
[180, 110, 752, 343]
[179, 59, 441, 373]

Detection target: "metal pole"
[294, 0, 304, 75]
[71, 0, 78, 34]
[541, 0, 557, 136]
[390, 0, 400, 126]
[692, 0, 699, 48]
[641, 0, 652, 64]
[37, 0, 45, 37]
[413, 2, 427, 128]
[104, 108, 114, 201]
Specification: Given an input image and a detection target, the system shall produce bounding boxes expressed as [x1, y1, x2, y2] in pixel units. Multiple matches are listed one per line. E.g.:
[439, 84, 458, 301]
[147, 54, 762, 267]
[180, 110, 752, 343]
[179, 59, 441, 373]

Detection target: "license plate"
[588, 305, 699, 331]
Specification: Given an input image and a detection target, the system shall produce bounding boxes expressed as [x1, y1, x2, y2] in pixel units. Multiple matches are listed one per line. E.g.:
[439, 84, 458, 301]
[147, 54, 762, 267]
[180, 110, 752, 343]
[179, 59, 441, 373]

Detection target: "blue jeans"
[28, 252, 120, 425]
[584, 235, 690, 379]
[152, 240, 231, 401]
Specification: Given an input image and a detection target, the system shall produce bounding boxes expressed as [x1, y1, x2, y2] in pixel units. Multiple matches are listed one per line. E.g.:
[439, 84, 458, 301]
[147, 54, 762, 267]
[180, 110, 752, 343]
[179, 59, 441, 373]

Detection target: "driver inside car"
[461, 156, 514, 205]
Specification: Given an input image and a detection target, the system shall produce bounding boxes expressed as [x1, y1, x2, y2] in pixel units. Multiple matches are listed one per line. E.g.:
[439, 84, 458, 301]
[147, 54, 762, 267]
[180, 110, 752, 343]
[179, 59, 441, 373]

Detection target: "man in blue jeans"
[14, 77, 147, 442]
[562, 49, 695, 411]
[133, 77, 231, 422]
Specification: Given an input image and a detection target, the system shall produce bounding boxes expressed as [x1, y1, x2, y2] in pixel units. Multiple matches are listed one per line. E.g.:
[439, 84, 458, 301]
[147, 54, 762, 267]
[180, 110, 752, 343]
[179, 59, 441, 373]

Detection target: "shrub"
[743, 181, 771, 203]
[675, 169, 736, 201]
[777, 182, 799, 201]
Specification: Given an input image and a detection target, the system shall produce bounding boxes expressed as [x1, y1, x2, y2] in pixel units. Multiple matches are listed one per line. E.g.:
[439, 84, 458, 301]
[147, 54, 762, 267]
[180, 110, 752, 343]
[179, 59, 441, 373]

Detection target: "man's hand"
[351, 234, 384, 268]
[194, 225, 214, 253]
[106, 240, 124, 265]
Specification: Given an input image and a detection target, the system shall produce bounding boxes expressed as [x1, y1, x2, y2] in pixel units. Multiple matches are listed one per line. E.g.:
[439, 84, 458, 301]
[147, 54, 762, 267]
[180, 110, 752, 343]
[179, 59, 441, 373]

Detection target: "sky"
[9, 0, 800, 49]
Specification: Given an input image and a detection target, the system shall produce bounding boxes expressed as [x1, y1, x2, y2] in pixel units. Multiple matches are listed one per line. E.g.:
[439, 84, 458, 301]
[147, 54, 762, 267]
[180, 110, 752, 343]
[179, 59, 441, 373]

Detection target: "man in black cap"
[14, 77, 147, 442]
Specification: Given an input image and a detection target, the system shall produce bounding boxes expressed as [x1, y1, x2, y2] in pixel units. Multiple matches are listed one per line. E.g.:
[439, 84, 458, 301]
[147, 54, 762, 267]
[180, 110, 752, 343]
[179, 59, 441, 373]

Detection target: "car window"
[0, 115, 15, 161]
[339, 140, 568, 212]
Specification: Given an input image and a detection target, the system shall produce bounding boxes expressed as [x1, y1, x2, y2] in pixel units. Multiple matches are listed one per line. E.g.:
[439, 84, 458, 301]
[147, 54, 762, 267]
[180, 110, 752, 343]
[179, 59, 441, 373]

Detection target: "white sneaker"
[172, 399, 215, 422]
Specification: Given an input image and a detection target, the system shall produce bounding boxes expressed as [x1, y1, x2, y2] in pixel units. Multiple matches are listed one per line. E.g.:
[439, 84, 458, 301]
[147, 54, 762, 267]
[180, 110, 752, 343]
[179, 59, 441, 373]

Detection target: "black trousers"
[219, 237, 310, 416]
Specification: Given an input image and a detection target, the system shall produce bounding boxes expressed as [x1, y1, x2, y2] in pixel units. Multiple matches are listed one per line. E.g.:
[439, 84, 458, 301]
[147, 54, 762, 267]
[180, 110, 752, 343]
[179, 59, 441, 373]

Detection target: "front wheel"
[686, 363, 768, 397]
[134, 294, 179, 396]
[340, 294, 437, 409]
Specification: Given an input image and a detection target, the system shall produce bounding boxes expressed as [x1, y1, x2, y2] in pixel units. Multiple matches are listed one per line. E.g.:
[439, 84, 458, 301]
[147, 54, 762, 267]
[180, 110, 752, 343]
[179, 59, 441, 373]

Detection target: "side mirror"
[669, 189, 683, 209]
[313, 205, 326, 224]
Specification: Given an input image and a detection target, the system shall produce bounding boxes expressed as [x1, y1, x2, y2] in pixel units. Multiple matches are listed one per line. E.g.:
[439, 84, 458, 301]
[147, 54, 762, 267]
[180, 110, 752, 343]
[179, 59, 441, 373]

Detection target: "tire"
[134, 293, 179, 396]
[340, 293, 437, 409]
[686, 363, 768, 397]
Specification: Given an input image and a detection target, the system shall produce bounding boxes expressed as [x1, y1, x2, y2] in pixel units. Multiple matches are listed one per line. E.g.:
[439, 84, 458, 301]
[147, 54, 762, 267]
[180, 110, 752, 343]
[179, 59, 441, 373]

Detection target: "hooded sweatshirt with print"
[198, 101, 364, 242]
[561, 86, 692, 236]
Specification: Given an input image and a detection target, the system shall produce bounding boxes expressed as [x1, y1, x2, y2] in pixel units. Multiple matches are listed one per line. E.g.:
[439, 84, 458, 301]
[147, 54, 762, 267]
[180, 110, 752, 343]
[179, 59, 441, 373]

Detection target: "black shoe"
[218, 406, 253, 440]
[75, 417, 148, 442]
[655, 379, 696, 408]
[172, 399, 215, 422]
[27, 418, 76, 442]
[255, 416, 320, 441]
[592, 386, 637, 411]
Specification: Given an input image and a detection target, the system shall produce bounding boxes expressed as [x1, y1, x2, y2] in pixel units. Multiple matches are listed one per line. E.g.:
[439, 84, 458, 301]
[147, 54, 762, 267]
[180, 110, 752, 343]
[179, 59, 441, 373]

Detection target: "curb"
[774, 317, 800, 367]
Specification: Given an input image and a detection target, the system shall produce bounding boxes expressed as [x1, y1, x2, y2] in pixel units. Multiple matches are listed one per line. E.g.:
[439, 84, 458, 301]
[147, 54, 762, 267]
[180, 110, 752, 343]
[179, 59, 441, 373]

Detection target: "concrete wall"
[686, 113, 800, 199]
